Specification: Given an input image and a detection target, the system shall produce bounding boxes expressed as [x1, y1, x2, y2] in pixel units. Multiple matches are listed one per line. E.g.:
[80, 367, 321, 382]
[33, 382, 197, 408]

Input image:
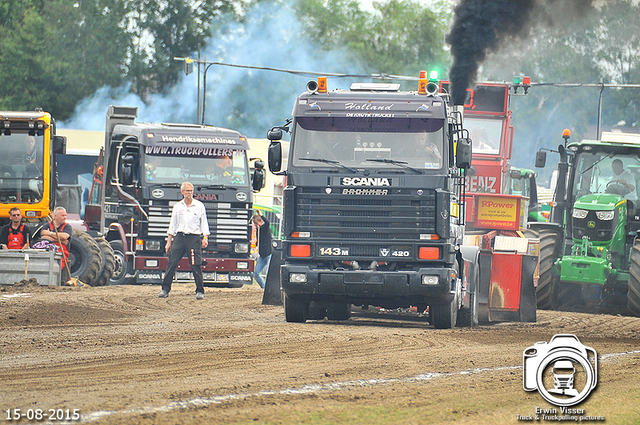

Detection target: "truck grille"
[148, 202, 250, 243]
[295, 189, 436, 240]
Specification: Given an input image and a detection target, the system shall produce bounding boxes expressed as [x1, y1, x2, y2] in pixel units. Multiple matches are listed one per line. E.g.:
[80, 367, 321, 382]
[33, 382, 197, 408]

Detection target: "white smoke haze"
[61, 2, 365, 137]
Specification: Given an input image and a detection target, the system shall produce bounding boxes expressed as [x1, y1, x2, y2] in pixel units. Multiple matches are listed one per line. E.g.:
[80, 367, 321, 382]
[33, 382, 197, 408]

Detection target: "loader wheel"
[284, 294, 309, 323]
[92, 236, 116, 287]
[326, 302, 351, 321]
[529, 227, 561, 310]
[109, 240, 135, 285]
[68, 229, 102, 285]
[431, 294, 458, 329]
[627, 243, 640, 316]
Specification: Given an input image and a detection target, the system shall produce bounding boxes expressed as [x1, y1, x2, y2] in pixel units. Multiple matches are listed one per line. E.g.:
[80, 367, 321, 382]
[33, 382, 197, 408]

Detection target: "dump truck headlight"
[290, 273, 307, 283]
[422, 275, 439, 285]
[234, 243, 249, 253]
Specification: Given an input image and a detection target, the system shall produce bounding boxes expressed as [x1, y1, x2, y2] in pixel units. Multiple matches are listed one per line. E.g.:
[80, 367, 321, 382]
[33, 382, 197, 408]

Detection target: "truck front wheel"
[109, 240, 135, 285]
[431, 295, 458, 329]
[284, 294, 309, 323]
[326, 303, 351, 321]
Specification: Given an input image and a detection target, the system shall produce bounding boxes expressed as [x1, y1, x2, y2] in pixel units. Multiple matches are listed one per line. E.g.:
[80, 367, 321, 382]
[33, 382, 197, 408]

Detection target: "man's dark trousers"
[162, 233, 204, 293]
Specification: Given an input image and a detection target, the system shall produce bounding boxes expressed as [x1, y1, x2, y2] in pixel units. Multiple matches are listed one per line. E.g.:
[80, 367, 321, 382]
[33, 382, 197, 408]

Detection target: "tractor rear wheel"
[67, 229, 102, 285]
[527, 227, 560, 310]
[93, 236, 116, 286]
[628, 243, 640, 316]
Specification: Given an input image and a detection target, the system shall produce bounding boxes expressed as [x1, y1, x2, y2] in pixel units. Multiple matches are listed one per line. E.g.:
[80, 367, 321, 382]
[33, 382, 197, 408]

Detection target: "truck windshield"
[573, 151, 640, 201]
[291, 117, 445, 170]
[143, 152, 249, 186]
[0, 133, 44, 203]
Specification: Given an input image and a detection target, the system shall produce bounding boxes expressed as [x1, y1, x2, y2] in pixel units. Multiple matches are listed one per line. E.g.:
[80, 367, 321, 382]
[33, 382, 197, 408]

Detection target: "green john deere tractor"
[532, 131, 640, 316]
[507, 166, 548, 223]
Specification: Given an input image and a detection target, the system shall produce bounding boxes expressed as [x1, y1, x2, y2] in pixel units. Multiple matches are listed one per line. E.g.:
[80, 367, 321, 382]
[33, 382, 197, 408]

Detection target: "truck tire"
[92, 236, 116, 286]
[109, 240, 135, 285]
[68, 229, 102, 285]
[628, 243, 640, 316]
[431, 295, 457, 329]
[457, 263, 479, 327]
[326, 303, 351, 321]
[284, 294, 309, 323]
[308, 301, 327, 320]
[530, 227, 560, 310]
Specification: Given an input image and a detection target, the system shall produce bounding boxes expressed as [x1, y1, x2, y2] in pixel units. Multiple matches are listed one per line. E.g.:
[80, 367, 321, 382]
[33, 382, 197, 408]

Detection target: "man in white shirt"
[609, 159, 637, 201]
[159, 181, 210, 299]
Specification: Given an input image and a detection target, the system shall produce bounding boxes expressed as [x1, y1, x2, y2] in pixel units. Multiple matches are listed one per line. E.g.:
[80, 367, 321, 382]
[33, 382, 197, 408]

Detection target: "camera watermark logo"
[523, 334, 597, 407]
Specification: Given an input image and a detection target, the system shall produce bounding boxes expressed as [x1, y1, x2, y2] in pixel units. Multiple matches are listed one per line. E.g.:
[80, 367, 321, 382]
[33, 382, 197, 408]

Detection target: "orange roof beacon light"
[317, 77, 327, 93]
[418, 70, 428, 94]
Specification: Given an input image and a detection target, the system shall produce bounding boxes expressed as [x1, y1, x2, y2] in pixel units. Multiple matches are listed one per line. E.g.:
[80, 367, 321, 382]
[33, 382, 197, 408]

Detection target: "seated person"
[470, 126, 495, 152]
[0, 207, 31, 249]
[606, 159, 637, 200]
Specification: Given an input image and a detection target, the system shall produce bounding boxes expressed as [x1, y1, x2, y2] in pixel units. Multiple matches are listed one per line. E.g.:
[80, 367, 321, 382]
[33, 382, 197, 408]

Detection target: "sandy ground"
[1, 282, 639, 425]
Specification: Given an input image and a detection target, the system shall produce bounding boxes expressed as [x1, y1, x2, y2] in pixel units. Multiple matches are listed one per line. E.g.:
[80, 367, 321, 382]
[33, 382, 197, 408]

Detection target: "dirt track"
[1, 282, 639, 424]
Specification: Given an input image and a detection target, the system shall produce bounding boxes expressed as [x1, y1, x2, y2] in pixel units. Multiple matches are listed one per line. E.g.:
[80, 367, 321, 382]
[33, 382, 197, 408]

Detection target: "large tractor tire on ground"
[93, 236, 116, 286]
[67, 229, 102, 285]
[108, 240, 135, 285]
[627, 242, 640, 316]
[526, 225, 562, 310]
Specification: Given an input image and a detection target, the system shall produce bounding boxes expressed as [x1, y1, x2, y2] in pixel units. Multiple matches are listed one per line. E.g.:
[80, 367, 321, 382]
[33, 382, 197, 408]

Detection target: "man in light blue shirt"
[159, 181, 210, 299]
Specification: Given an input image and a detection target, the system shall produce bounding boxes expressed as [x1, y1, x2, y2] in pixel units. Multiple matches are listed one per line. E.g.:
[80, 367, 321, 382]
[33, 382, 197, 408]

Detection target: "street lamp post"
[200, 63, 215, 125]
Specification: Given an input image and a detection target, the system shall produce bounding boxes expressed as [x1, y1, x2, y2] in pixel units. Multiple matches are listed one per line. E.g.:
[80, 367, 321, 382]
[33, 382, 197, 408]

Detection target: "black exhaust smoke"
[446, 0, 595, 105]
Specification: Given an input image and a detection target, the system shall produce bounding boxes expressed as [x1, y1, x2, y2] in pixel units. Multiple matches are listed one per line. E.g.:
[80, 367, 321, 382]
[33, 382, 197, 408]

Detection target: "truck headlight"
[596, 211, 614, 220]
[237, 261, 249, 270]
[572, 209, 588, 219]
[146, 240, 162, 251]
[234, 242, 249, 253]
[290, 273, 307, 283]
[422, 275, 439, 285]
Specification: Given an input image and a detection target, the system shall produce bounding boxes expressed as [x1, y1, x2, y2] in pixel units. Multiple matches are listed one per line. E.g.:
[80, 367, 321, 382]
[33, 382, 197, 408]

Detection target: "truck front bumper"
[281, 264, 456, 305]
[133, 256, 254, 285]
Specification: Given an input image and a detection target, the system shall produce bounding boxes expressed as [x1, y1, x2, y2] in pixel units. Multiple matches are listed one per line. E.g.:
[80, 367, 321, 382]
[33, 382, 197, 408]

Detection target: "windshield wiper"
[581, 152, 615, 175]
[198, 184, 238, 191]
[299, 157, 358, 173]
[365, 158, 423, 174]
[156, 183, 181, 188]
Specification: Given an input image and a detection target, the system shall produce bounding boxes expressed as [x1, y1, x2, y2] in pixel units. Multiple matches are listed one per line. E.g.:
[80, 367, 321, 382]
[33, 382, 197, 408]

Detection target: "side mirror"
[53, 135, 67, 155]
[268, 141, 282, 173]
[509, 169, 522, 179]
[267, 128, 283, 141]
[121, 152, 137, 186]
[252, 160, 265, 192]
[456, 137, 472, 169]
[535, 151, 546, 168]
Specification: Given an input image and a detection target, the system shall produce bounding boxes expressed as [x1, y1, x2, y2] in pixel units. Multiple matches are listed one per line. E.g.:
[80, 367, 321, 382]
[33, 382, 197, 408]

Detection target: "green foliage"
[294, 0, 451, 78]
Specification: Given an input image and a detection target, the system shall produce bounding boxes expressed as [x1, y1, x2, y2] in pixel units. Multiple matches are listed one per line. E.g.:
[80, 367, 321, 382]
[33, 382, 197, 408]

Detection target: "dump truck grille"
[295, 189, 436, 240]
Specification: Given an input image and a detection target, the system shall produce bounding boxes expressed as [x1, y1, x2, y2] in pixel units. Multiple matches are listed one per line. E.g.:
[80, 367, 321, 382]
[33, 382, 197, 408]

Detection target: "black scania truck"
[267, 76, 477, 328]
